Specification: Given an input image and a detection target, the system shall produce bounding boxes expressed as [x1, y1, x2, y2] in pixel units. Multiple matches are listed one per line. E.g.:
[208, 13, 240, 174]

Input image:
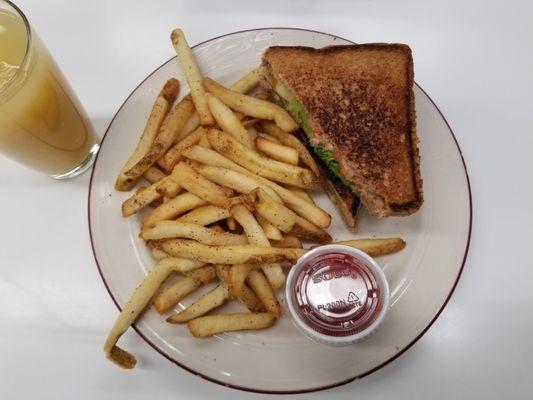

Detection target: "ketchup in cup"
[286, 245, 390, 345]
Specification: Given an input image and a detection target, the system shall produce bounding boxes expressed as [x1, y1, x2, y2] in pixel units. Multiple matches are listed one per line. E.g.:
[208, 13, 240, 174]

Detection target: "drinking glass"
[0, 0, 99, 179]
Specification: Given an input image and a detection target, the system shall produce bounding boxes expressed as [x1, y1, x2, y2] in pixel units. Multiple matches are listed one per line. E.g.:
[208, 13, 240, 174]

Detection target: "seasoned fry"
[180, 144, 331, 228]
[257, 132, 280, 143]
[157, 126, 205, 172]
[170, 29, 213, 125]
[169, 162, 231, 208]
[253, 188, 331, 243]
[246, 270, 281, 318]
[115, 78, 180, 191]
[206, 93, 253, 148]
[286, 186, 315, 204]
[230, 204, 286, 289]
[288, 216, 332, 244]
[271, 235, 302, 249]
[247, 127, 258, 144]
[175, 112, 200, 144]
[193, 164, 282, 202]
[122, 179, 165, 217]
[161, 239, 304, 264]
[124, 97, 194, 179]
[256, 136, 299, 166]
[216, 265, 265, 312]
[150, 248, 170, 260]
[260, 121, 321, 177]
[242, 118, 260, 128]
[188, 312, 275, 338]
[103, 258, 202, 367]
[154, 277, 201, 314]
[226, 216, 238, 231]
[204, 78, 297, 132]
[207, 129, 319, 188]
[141, 220, 248, 245]
[167, 282, 230, 323]
[155, 177, 182, 198]
[332, 238, 406, 257]
[228, 264, 254, 298]
[143, 192, 206, 228]
[198, 132, 211, 148]
[229, 66, 264, 94]
[255, 213, 283, 241]
[143, 166, 168, 184]
[176, 205, 230, 226]
[153, 265, 216, 314]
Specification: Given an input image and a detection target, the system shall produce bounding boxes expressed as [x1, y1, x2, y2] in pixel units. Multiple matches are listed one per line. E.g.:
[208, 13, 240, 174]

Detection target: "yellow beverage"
[0, 6, 97, 177]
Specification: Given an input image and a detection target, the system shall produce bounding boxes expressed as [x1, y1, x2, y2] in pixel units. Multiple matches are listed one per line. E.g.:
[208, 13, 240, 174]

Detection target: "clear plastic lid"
[285, 245, 390, 346]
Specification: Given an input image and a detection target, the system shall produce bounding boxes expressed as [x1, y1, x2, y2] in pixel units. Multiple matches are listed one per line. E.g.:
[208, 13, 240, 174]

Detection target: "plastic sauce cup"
[285, 244, 390, 345]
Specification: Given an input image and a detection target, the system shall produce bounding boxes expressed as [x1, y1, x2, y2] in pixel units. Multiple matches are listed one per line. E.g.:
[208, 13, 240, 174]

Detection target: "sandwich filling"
[271, 81, 356, 194]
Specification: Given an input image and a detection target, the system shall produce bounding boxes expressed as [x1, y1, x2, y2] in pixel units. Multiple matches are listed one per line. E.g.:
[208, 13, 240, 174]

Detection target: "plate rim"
[87, 27, 473, 394]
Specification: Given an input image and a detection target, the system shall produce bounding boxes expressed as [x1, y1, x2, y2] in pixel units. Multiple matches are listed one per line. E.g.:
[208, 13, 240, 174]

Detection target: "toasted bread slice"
[262, 44, 423, 217]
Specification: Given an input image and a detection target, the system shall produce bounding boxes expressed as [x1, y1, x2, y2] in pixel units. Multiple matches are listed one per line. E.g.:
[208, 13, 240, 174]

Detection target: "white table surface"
[2, 0, 532, 398]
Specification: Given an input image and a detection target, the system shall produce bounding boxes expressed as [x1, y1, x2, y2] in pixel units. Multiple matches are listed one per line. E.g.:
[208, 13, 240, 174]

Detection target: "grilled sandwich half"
[261, 44, 423, 229]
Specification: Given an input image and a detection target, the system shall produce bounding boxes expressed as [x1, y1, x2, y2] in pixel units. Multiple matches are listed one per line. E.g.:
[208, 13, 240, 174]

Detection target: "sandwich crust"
[262, 44, 423, 217]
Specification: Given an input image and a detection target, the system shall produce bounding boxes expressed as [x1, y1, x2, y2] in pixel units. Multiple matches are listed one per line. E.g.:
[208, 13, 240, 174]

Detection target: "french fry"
[207, 129, 319, 189]
[289, 216, 332, 244]
[188, 312, 275, 338]
[175, 112, 200, 144]
[141, 221, 248, 245]
[115, 78, 180, 191]
[332, 238, 406, 257]
[135, 186, 163, 208]
[161, 239, 304, 264]
[204, 78, 297, 132]
[254, 92, 271, 101]
[271, 235, 302, 249]
[157, 126, 205, 172]
[150, 248, 170, 260]
[229, 66, 264, 94]
[230, 204, 286, 289]
[169, 162, 231, 208]
[170, 29, 213, 125]
[153, 265, 216, 314]
[255, 213, 283, 241]
[103, 258, 203, 368]
[228, 264, 256, 299]
[253, 188, 331, 243]
[257, 132, 280, 143]
[285, 186, 315, 204]
[256, 136, 299, 166]
[155, 177, 182, 198]
[246, 270, 281, 318]
[167, 282, 230, 323]
[180, 144, 331, 228]
[242, 118, 260, 128]
[226, 216, 238, 231]
[143, 166, 168, 184]
[122, 179, 166, 217]
[176, 205, 230, 226]
[216, 265, 265, 312]
[193, 164, 282, 203]
[206, 93, 253, 148]
[143, 192, 206, 228]
[260, 121, 321, 177]
[247, 126, 258, 143]
[124, 97, 194, 180]
[198, 132, 211, 148]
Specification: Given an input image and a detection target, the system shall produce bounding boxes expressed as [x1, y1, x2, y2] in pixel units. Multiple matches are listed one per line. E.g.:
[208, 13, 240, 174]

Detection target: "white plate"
[88, 28, 471, 393]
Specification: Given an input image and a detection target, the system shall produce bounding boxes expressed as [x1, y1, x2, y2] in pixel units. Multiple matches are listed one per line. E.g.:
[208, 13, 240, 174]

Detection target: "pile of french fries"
[104, 29, 406, 369]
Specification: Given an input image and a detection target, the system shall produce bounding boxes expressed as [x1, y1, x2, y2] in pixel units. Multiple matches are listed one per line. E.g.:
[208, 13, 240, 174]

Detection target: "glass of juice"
[0, 0, 98, 179]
